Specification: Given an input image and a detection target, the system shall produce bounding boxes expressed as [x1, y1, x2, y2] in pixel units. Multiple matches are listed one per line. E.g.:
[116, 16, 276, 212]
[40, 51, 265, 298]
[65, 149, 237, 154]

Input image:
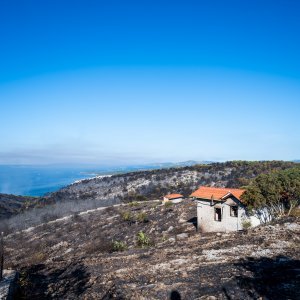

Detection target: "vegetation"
[136, 231, 151, 248]
[136, 212, 148, 223]
[241, 219, 252, 230]
[112, 240, 127, 252]
[164, 201, 173, 208]
[120, 211, 133, 223]
[128, 201, 139, 207]
[241, 168, 300, 222]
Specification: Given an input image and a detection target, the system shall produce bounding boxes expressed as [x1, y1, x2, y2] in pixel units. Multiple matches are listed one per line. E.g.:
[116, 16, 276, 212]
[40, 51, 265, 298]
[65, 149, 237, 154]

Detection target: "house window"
[230, 206, 238, 217]
[214, 208, 222, 222]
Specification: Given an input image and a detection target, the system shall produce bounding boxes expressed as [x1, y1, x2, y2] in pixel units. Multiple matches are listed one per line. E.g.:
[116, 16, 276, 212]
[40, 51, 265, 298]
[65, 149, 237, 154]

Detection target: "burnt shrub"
[84, 237, 113, 254]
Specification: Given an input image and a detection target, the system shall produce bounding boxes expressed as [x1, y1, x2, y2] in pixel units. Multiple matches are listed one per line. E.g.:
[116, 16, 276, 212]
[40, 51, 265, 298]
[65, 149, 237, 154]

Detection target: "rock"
[168, 237, 175, 243]
[181, 271, 188, 278]
[149, 227, 155, 234]
[284, 223, 300, 231]
[216, 232, 222, 237]
[167, 226, 174, 232]
[176, 233, 188, 240]
[178, 218, 186, 224]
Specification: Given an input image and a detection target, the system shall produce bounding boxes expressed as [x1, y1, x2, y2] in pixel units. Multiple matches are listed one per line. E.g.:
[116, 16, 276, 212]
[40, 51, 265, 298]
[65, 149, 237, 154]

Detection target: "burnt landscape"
[1, 0, 300, 298]
[1, 161, 298, 232]
[4, 199, 300, 299]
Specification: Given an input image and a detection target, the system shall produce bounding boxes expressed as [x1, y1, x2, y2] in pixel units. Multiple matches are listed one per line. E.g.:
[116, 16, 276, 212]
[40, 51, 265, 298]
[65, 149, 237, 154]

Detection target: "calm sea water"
[0, 165, 113, 197]
[0, 164, 167, 197]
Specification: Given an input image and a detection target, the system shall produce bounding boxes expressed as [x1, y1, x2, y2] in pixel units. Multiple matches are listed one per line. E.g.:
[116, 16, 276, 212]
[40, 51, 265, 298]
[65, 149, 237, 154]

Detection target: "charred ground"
[4, 200, 300, 299]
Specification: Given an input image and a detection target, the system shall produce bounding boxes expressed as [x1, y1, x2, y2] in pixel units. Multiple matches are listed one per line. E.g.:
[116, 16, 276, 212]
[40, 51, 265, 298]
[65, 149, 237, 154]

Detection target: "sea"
[0, 165, 135, 197]
[0, 163, 171, 197]
[0, 161, 201, 197]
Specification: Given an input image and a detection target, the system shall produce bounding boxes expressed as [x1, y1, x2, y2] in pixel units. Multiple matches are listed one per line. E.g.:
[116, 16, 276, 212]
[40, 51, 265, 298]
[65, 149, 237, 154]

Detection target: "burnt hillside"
[4, 200, 300, 299]
[48, 160, 299, 203]
[0, 161, 298, 224]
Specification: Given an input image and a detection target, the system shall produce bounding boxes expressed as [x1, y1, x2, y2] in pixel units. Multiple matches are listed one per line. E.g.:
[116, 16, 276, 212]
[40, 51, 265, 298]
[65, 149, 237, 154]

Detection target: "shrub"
[164, 201, 173, 208]
[242, 219, 252, 230]
[136, 194, 147, 201]
[120, 211, 133, 222]
[128, 201, 139, 207]
[136, 231, 151, 248]
[112, 240, 127, 252]
[290, 207, 300, 217]
[137, 212, 149, 223]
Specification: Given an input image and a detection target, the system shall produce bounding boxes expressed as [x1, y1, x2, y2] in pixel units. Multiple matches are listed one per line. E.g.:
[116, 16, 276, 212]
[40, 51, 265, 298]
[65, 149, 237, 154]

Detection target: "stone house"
[163, 193, 184, 203]
[190, 186, 250, 232]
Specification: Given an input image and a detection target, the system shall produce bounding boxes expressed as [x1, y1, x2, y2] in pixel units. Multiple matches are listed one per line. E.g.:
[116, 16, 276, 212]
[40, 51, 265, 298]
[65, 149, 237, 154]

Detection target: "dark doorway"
[215, 208, 222, 221]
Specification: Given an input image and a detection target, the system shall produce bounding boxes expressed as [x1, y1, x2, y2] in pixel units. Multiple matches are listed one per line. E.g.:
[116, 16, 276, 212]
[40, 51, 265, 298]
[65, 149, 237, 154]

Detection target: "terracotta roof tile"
[190, 186, 245, 201]
[164, 193, 183, 199]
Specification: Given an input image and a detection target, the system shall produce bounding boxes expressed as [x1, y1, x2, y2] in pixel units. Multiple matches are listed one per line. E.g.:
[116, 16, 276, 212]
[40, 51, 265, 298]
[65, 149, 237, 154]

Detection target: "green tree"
[241, 168, 300, 222]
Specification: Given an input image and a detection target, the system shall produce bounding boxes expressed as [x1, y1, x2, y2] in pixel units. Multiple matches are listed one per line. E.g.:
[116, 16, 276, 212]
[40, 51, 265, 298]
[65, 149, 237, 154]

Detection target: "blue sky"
[0, 0, 300, 165]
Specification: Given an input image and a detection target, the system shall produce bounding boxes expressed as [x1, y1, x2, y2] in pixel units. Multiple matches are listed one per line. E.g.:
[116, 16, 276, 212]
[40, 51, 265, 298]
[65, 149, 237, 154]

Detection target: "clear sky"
[0, 0, 299, 165]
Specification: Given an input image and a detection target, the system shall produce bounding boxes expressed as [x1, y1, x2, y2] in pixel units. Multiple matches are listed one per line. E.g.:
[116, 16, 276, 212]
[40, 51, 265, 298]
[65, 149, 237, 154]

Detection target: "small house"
[163, 193, 184, 203]
[190, 186, 249, 232]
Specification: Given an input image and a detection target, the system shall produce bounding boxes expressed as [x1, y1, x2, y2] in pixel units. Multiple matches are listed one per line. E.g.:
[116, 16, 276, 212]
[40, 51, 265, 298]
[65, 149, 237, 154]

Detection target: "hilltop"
[4, 200, 300, 299]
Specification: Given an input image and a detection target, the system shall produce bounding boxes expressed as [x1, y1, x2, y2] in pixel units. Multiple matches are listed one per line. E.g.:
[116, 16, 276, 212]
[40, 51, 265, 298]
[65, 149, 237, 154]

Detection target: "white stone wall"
[163, 197, 183, 203]
[196, 197, 247, 232]
[171, 198, 183, 203]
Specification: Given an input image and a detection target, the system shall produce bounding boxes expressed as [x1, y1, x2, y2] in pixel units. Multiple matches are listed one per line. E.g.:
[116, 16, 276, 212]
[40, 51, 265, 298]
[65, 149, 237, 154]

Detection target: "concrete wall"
[163, 197, 183, 203]
[196, 197, 247, 232]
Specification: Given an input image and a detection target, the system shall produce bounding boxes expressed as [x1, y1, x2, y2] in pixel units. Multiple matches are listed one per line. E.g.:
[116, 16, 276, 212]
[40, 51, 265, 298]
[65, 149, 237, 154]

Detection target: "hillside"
[0, 194, 46, 219]
[4, 200, 300, 299]
[48, 160, 298, 204]
[1, 161, 299, 230]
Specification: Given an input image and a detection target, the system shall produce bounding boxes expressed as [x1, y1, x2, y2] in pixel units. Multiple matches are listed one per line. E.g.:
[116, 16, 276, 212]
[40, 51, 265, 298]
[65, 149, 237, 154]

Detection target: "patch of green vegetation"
[290, 208, 300, 217]
[164, 201, 173, 208]
[137, 212, 149, 223]
[241, 168, 300, 220]
[241, 219, 252, 230]
[136, 231, 151, 248]
[120, 211, 133, 222]
[128, 201, 139, 207]
[112, 240, 127, 252]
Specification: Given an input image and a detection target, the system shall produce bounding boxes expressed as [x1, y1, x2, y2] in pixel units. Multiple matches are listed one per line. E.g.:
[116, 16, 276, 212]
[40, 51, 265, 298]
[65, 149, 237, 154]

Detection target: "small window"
[215, 208, 222, 221]
[230, 206, 238, 217]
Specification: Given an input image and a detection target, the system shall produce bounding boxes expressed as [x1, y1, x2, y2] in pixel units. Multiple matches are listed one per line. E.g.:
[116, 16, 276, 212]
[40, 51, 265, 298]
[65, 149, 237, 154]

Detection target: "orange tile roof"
[164, 193, 183, 200]
[190, 186, 245, 201]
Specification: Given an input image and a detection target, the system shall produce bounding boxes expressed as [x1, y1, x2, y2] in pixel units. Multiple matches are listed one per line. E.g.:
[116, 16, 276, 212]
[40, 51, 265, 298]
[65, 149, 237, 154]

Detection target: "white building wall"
[171, 198, 183, 203]
[196, 197, 247, 232]
[163, 197, 183, 203]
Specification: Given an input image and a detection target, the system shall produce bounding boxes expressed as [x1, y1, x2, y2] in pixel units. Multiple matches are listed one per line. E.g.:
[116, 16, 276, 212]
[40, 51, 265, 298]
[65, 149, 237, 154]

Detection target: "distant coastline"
[0, 161, 202, 197]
